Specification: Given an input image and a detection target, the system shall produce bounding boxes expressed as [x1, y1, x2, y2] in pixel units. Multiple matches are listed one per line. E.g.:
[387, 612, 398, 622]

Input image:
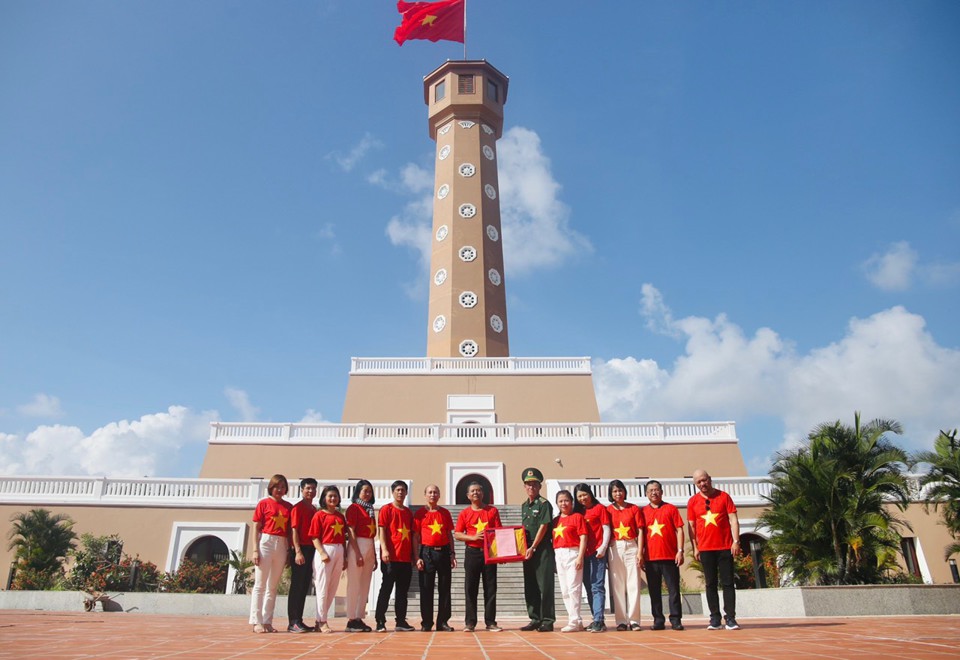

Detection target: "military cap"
[522, 467, 544, 483]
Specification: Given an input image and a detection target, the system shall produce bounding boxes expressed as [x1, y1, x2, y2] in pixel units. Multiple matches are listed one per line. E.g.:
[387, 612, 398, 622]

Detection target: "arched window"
[455, 473, 494, 505]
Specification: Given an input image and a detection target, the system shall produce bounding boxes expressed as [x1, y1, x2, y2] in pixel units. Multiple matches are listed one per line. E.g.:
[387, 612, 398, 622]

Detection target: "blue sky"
[2, 1, 958, 478]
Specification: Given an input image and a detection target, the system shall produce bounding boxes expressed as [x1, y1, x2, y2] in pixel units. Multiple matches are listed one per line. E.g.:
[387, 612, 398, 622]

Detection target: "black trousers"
[375, 560, 413, 625]
[287, 545, 315, 625]
[463, 546, 497, 627]
[646, 559, 682, 626]
[418, 545, 452, 629]
[700, 549, 736, 622]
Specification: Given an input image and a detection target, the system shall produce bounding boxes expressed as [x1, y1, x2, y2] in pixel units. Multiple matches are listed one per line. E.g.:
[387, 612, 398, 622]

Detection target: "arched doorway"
[185, 535, 229, 564]
[455, 473, 494, 506]
[183, 535, 229, 593]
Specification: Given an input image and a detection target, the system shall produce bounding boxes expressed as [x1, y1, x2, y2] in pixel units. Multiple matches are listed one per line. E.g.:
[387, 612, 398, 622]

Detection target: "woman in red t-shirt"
[553, 490, 587, 632]
[606, 479, 644, 631]
[249, 474, 292, 633]
[310, 485, 355, 633]
[574, 483, 611, 633]
[344, 479, 377, 632]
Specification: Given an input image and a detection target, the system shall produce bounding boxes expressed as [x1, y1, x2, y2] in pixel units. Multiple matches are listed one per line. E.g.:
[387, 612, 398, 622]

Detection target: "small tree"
[759, 413, 912, 585]
[7, 509, 77, 590]
[913, 429, 960, 560]
[66, 533, 160, 593]
[225, 550, 254, 594]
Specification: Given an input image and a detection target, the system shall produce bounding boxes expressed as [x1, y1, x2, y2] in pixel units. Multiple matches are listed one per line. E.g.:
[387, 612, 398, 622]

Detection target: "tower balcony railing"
[209, 421, 740, 445]
[349, 356, 593, 374]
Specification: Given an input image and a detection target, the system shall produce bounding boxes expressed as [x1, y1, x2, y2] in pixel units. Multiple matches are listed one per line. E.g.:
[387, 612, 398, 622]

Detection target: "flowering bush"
[160, 559, 227, 594]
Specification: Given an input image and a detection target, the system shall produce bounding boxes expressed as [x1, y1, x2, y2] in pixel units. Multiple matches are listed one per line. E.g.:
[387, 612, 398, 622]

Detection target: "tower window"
[435, 80, 446, 101]
[458, 75, 474, 94]
[487, 79, 498, 101]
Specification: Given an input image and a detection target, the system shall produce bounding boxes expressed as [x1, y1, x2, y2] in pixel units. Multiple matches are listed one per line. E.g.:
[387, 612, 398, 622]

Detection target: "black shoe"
[375, 622, 387, 633]
[359, 621, 373, 633]
[345, 619, 363, 633]
[463, 625, 475, 632]
[630, 622, 642, 631]
[616, 624, 628, 631]
[420, 626, 432, 632]
[671, 623, 685, 631]
[652, 621, 665, 630]
[288, 622, 310, 633]
[396, 621, 416, 632]
[437, 624, 455, 632]
[520, 622, 540, 632]
[537, 623, 554, 632]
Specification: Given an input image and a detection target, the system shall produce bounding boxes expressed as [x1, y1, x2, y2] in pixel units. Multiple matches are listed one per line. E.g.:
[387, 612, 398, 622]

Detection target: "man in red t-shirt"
[374, 480, 417, 632]
[641, 479, 685, 631]
[287, 478, 317, 633]
[454, 481, 502, 632]
[687, 469, 741, 631]
[414, 484, 457, 632]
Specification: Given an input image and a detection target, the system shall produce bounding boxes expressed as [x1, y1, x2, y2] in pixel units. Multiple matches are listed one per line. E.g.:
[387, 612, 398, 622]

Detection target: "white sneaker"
[561, 623, 582, 633]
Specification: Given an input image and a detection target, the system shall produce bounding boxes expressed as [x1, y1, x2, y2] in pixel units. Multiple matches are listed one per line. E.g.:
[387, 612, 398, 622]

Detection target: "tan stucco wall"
[0, 504, 253, 581]
[341, 373, 601, 423]
[199, 442, 748, 500]
[898, 502, 958, 584]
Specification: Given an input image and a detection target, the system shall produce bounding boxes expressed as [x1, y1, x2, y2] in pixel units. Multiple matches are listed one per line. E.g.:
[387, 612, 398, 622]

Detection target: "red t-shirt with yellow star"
[254, 497, 292, 537]
[607, 503, 643, 542]
[581, 502, 611, 554]
[455, 505, 502, 549]
[308, 508, 348, 546]
[346, 503, 377, 539]
[641, 502, 684, 561]
[687, 490, 737, 551]
[414, 506, 454, 548]
[291, 500, 317, 544]
[378, 503, 414, 562]
[552, 513, 587, 549]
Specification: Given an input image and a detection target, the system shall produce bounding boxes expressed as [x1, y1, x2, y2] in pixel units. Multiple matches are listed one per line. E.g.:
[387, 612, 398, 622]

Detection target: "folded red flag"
[394, 0, 465, 46]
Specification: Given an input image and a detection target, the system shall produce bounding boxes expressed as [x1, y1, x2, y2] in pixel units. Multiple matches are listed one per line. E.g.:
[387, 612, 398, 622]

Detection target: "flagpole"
[463, 0, 467, 60]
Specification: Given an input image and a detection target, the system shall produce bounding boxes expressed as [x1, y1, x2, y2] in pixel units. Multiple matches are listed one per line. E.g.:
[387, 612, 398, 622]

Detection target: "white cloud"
[594, 284, 960, 466]
[328, 133, 382, 172]
[314, 222, 341, 255]
[862, 241, 917, 291]
[17, 393, 64, 418]
[861, 241, 960, 291]
[497, 127, 592, 275]
[225, 387, 259, 422]
[383, 126, 591, 295]
[299, 408, 329, 423]
[0, 406, 217, 477]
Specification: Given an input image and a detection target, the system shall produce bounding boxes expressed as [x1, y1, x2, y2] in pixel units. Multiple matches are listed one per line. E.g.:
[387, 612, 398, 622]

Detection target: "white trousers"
[313, 543, 345, 623]
[555, 546, 583, 628]
[608, 538, 641, 625]
[248, 534, 288, 625]
[346, 537, 376, 620]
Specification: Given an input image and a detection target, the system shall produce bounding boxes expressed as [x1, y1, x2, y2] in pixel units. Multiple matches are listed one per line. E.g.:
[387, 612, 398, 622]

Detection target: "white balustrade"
[209, 421, 740, 446]
[349, 356, 592, 374]
[0, 477, 403, 509]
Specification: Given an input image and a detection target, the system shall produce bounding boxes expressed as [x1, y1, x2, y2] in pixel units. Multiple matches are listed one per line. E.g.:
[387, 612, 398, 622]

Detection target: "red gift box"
[483, 526, 528, 564]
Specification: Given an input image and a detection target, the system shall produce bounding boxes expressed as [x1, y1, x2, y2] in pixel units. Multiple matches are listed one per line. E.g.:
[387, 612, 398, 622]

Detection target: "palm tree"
[8, 508, 78, 587]
[224, 549, 254, 594]
[760, 412, 912, 585]
[913, 429, 960, 560]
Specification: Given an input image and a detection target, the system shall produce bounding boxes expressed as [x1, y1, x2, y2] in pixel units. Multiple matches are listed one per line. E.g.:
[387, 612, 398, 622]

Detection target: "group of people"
[247, 467, 742, 634]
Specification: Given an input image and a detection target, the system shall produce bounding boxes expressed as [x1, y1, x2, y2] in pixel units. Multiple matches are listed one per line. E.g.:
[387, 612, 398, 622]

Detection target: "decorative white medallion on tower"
[423, 60, 510, 358]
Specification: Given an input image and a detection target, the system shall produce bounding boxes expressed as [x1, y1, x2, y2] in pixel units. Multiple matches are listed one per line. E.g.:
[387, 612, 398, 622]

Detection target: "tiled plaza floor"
[0, 611, 958, 659]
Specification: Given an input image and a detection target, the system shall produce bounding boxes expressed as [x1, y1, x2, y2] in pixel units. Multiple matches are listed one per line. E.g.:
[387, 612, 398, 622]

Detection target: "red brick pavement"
[1, 612, 958, 659]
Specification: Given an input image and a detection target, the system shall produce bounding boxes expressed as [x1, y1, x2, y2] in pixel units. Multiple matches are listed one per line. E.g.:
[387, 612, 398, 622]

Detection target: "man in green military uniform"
[519, 467, 556, 632]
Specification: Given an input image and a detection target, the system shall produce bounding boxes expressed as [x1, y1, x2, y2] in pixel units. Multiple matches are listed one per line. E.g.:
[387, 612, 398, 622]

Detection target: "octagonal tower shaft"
[423, 61, 510, 358]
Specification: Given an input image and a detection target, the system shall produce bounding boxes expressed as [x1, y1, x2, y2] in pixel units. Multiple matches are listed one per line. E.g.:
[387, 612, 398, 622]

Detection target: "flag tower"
[423, 61, 510, 358]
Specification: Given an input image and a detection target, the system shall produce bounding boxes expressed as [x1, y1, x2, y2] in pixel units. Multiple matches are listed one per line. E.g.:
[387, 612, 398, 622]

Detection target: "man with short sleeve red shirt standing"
[414, 484, 457, 631]
[374, 480, 417, 632]
[642, 479, 685, 631]
[454, 481, 502, 632]
[687, 469, 741, 631]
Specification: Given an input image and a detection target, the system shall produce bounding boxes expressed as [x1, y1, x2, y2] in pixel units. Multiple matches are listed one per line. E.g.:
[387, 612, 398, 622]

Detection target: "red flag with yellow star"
[394, 0, 465, 46]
